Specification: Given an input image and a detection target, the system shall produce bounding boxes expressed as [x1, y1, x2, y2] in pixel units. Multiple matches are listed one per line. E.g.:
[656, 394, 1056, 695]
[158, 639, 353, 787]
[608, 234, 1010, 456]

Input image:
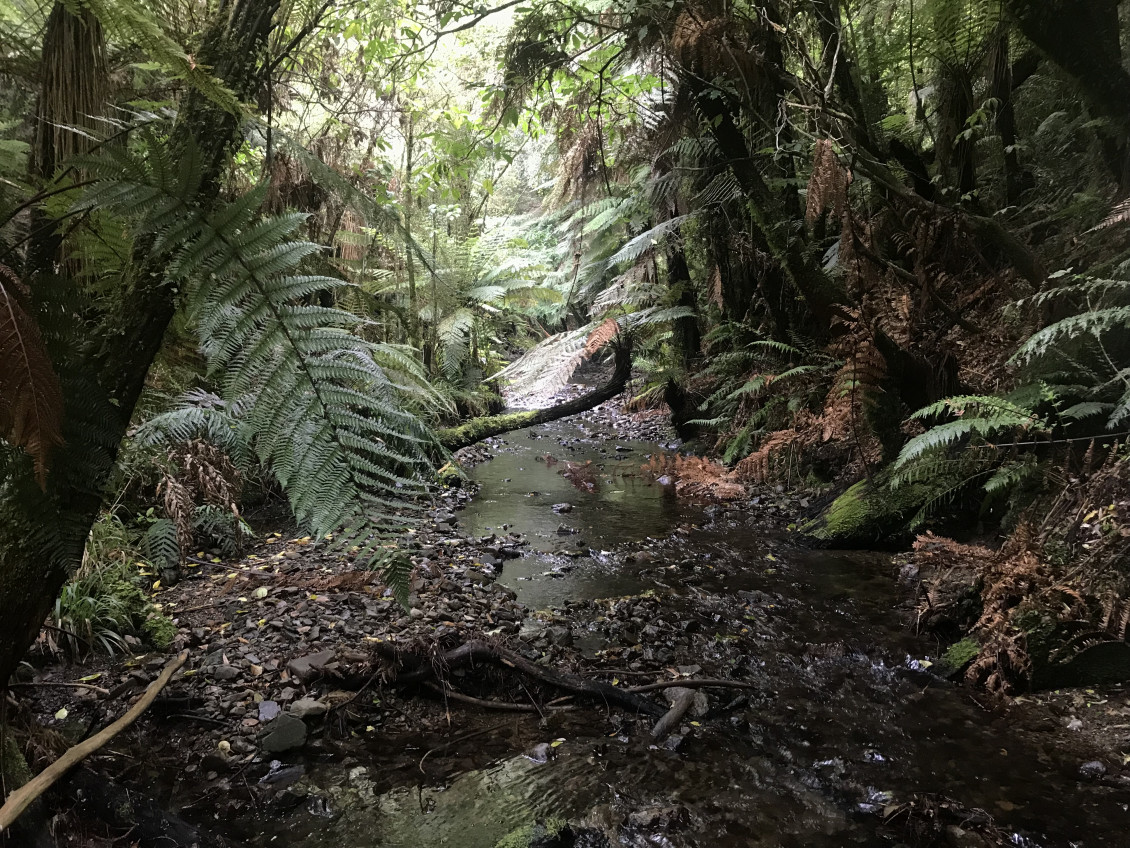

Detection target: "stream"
[241, 413, 1127, 847]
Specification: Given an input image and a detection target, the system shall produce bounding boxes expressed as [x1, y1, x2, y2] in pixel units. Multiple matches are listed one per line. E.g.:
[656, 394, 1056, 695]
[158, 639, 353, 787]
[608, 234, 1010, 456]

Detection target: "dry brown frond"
[0, 264, 64, 487]
[806, 139, 851, 225]
[584, 318, 621, 357]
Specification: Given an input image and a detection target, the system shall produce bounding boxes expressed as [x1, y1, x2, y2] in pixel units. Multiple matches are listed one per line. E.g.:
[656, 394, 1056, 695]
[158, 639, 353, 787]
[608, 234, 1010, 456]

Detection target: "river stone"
[519, 619, 548, 640]
[212, 665, 240, 681]
[1079, 760, 1107, 779]
[289, 698, 329, 719]
[552, 502, 573, 513]
[287, 649, 336, 681]
[261, 713, 307, 753]
[258, 700, 281, 722]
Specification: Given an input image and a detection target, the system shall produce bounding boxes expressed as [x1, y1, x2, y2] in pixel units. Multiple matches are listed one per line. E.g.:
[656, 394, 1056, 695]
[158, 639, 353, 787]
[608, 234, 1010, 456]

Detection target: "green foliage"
[943, 637, 981, 671]
[78, 137, 439, 596]
[49, 514, 149, 657]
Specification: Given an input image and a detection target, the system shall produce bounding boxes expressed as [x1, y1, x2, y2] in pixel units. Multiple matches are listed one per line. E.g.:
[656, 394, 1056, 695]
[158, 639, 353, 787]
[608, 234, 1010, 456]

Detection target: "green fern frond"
[1011, 306, 1130, 365]
[69, 0, 241, 114]
[79, 143, 436, 600]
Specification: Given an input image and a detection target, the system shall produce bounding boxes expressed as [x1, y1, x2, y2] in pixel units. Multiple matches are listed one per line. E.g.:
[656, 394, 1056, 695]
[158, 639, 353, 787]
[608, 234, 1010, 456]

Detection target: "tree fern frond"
[71, 0, 240, 114]
[605, 215, 689, 267]
[81, 145, 436, 599]
[1011, 307, 1130, 365]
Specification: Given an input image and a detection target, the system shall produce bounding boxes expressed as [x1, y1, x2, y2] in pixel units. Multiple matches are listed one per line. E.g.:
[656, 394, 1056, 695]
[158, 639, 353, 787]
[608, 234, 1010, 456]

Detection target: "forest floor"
[9, 393, 1130, 847]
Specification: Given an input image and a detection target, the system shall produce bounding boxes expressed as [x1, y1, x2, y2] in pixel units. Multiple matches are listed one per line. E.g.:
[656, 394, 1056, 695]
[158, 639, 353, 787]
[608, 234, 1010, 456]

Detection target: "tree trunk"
[0, 0, 281, 688]
[1005, 0, 1130, 188]
[665, 237, 700, 368]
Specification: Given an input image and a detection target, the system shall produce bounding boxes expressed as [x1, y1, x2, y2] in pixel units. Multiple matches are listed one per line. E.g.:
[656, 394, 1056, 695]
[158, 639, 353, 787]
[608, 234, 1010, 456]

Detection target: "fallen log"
[436, 341, 633, 451]
[373, 640, 666, 718]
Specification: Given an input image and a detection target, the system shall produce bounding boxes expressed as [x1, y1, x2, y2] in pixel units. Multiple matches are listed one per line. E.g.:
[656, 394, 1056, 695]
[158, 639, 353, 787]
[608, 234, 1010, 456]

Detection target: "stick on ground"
[0, 651, 188, 832]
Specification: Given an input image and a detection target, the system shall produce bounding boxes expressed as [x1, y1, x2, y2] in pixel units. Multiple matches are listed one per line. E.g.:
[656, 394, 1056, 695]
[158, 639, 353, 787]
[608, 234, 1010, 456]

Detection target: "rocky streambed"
[12, 395, 1130, 848]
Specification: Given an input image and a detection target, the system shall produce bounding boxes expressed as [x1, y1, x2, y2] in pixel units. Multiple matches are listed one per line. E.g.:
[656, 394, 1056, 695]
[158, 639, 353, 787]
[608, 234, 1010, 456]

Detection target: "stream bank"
[8, 394, 1130, 847]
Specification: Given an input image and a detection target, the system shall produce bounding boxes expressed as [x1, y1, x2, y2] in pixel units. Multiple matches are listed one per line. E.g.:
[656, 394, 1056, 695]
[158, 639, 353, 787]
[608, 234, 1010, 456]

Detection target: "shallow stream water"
[246, 415, 1129, 847]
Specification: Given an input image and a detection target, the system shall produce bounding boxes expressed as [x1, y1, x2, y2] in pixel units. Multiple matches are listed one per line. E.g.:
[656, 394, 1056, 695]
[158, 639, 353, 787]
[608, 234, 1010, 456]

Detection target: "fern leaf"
[81, 145, 436, 600]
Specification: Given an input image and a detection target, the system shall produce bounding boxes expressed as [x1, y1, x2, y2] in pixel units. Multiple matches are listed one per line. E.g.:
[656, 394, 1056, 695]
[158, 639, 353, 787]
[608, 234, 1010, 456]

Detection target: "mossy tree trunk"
[0, 0, 281, 688]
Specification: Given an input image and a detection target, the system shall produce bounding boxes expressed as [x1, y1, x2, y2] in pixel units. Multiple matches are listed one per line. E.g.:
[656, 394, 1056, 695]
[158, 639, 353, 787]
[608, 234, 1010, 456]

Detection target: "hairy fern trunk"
[0, 0, 280, 686]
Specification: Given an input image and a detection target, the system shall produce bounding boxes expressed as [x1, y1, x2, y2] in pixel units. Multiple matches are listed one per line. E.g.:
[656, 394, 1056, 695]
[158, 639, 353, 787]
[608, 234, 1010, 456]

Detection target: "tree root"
[650, 687, 696, 742]
[373, 640, 667, 718]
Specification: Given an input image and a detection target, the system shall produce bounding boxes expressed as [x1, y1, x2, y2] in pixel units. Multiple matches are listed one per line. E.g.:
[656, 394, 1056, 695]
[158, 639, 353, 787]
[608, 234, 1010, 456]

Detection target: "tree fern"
[893, 394, 1046, 488]
[78, 140, 436, 601]
[68, 0, 241, 115]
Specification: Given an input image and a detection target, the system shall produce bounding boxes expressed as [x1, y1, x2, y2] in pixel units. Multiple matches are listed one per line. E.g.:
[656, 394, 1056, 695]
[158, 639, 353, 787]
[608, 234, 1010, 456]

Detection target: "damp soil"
[15, 396, 1130, 848]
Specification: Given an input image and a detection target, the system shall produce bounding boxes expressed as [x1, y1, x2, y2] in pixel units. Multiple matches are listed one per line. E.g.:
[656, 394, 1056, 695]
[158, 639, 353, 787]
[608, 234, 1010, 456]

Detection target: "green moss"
[438, 411, 539, 450]
[493, 819, 570, 848]
[494, 824, 536, 848]
[143, 611, 178, 649]
[1, 732, 32, 790]
[799, 469, 953, 547]
[942, 637, 980, 670]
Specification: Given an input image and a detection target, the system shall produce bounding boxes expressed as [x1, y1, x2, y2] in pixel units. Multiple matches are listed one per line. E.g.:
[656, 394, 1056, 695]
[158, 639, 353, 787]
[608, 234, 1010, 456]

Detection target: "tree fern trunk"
[1005, 0, 1130, 190]
[0, 0, 281, 688]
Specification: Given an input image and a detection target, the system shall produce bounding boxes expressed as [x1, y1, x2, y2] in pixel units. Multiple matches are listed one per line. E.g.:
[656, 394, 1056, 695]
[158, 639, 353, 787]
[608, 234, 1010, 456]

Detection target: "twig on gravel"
[0, 651, 188, 831]
[7, 681, 111, 697]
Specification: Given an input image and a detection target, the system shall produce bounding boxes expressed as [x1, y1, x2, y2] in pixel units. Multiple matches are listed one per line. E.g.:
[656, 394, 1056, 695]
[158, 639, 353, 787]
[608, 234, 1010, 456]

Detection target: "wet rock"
[211, 665, 240, 681]
[260, 713, 307, 753]
[1079, 760, 1107, 779]
[546, 625, 573, 647]
[552, 503, 573, 513]
[287, 649, 335, 682]
[289, 698, 329, 719]
[519, 619, 549, 641]
[524, 742, 555, 764]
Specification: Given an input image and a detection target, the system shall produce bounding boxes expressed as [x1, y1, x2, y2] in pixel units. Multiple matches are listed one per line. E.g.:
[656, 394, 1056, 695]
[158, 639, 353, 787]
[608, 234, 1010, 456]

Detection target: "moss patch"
[942, 637, 980, 671]
[800, 469, 954, 547]
[493, 818, 570, 848]
[143, 611, 178, 649]
[1, 732, 32, 790]
[438, 411, 539, 451]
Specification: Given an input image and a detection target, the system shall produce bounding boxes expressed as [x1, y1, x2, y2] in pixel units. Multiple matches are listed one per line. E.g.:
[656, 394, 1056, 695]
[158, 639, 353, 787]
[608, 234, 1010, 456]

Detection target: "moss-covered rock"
[143, 611, 178, 649]
[941, 637, 980, 674]
[799, 469, 953, 547]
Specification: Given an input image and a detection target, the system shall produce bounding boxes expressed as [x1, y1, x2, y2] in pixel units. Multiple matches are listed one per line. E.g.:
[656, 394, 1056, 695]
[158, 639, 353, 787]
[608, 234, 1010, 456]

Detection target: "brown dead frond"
[159, 438, 243, 556]
[642, 453, 745, 500]
[806, 139, 851, 225]
[734, 429, 799, 482]
[0, 264, 65, 488]
[584, 318, 621, 357]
